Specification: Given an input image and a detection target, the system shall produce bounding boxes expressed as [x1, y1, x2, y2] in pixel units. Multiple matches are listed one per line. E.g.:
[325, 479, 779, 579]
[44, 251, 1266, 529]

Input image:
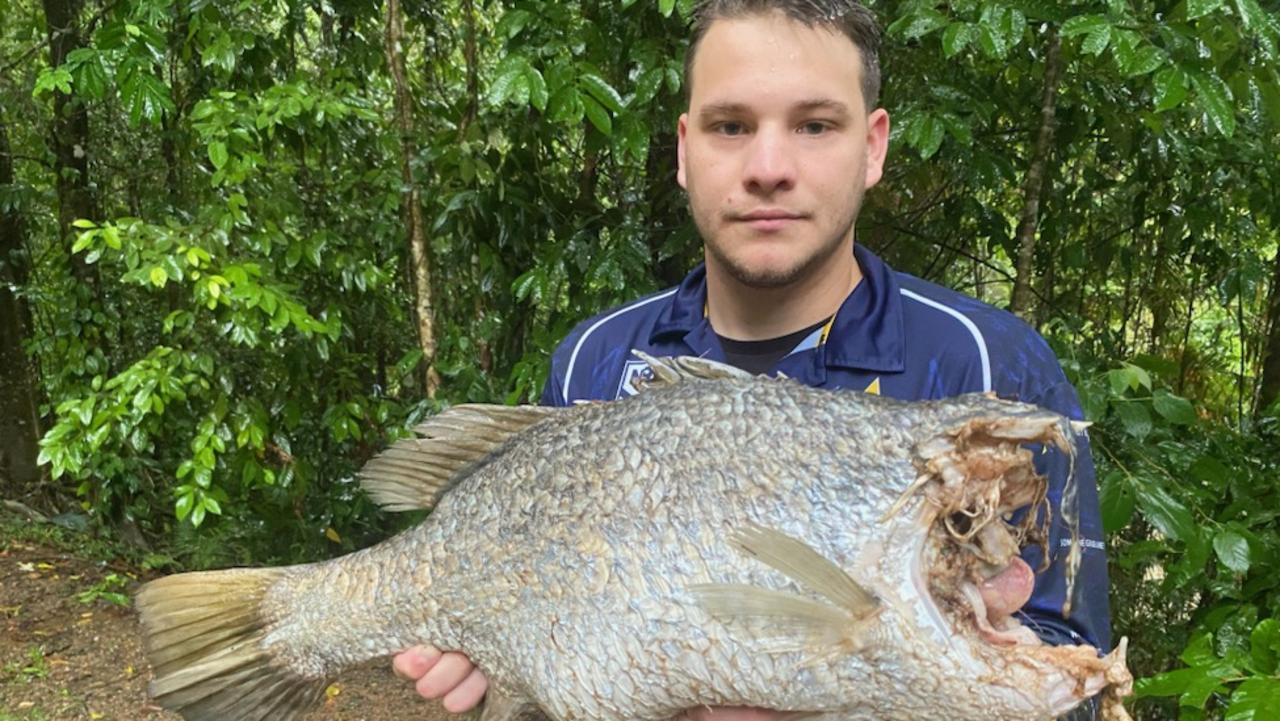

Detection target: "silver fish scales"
[136, 355, 1133, 721]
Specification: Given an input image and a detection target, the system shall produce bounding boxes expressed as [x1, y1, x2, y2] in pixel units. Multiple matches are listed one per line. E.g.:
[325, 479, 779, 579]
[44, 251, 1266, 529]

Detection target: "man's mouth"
[732, 209, 807, 231]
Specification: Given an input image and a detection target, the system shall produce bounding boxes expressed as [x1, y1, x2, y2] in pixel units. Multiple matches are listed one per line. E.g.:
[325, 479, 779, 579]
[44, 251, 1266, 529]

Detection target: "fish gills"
[135, 568, 326, 721]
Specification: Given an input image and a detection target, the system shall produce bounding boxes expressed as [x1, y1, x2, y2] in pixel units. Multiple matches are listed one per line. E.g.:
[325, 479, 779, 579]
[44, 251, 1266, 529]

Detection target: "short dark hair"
[684, 0, 882, 110]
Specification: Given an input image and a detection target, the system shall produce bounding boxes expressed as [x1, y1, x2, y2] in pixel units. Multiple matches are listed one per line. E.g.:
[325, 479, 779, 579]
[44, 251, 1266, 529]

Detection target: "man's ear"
[863, 108, 890, 190]
[676, 112, 690, 190]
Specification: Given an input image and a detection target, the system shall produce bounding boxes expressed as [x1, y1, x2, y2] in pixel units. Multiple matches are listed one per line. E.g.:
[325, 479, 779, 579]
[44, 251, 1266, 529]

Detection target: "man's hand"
[393, 646, 488, 713]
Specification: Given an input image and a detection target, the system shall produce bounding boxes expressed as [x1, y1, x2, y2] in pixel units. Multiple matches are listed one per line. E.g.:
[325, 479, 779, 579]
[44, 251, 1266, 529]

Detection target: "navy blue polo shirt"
[540, 244, 1111, 654]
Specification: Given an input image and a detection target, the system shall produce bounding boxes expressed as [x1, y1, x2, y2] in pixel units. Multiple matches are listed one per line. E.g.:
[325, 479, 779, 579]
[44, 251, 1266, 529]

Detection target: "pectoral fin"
[692, 525, 880, 653]
[729, 524, 878, 617]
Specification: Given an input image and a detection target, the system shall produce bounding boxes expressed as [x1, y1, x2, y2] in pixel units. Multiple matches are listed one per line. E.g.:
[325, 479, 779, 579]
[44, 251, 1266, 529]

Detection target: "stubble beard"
[697, 190, 864, 290]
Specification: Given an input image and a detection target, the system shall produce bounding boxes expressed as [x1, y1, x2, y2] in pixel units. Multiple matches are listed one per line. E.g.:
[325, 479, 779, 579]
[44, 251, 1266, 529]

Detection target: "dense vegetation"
[2, 0, 1279, 718]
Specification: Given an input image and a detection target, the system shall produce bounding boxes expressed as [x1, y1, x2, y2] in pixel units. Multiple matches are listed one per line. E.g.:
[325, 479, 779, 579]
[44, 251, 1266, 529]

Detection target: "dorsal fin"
[359, 404, 560, 511]
[631, 351, 756, 389]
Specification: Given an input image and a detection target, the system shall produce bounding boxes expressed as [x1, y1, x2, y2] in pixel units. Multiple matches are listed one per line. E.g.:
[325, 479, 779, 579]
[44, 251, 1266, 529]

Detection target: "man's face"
[678, 12, 890, 289]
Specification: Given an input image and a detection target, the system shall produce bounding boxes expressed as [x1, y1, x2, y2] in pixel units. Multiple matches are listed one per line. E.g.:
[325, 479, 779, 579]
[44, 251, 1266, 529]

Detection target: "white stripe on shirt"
[563, 289, 680, 404]
[900, 288, 992, 392]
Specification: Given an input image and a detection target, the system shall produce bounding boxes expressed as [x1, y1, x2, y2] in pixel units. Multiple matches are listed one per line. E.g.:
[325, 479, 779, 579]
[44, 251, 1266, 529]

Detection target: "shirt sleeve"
[539, 364, 567, 407]
[539, 335, 576, 407]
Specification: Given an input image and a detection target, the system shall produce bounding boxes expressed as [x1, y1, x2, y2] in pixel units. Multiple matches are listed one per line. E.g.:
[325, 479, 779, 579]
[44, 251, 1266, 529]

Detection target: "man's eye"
[715, 122, 746, 136]
[798, 121, 830, 135]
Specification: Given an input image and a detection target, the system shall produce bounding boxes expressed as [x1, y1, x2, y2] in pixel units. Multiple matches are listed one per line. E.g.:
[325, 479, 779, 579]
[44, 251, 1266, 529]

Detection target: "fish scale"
[136, 355, 1132, 721]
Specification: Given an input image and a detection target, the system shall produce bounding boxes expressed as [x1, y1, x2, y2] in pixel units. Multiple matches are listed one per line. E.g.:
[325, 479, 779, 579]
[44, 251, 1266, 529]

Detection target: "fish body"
[137, 356, 1132, 721]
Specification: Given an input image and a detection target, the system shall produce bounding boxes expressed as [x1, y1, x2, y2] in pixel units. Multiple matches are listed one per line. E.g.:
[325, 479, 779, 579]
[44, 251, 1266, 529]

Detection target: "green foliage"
[1063, 352, 1280, 720]
[2, 646, 50, 683]
[75, 573, 130, 606]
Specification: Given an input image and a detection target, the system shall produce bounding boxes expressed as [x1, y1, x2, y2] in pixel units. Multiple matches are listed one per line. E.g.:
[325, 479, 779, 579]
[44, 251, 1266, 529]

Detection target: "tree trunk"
[384, 0, 440, 398]
[1117, 249, 1134, 359]
[0, 116, 44, 495]
[42, 0, 98, 283]
[459, 0, 478, 135]
[1010, 29, 1062, 318]
[1258, 248, 1280, 412]
[1177, 263, 1201, 396]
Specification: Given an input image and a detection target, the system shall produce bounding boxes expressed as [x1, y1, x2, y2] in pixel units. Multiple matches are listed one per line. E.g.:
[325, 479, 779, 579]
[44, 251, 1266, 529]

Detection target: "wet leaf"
[1214, 531, 1250, 573]
[1135, 480, 1196, 542]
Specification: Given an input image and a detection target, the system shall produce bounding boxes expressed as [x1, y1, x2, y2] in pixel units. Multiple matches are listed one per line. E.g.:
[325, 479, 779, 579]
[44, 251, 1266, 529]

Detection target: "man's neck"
[705, 246, 863, 341]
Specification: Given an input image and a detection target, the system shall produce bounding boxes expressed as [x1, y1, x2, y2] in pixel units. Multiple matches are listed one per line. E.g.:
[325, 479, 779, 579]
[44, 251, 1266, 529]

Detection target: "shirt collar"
[649, 245, 905, 374]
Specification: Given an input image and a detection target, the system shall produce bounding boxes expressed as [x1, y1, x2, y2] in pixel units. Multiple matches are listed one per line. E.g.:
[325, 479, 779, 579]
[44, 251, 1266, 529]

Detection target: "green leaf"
[525, 66, 549, 112]
[942, 23, 976, 59]
[583, 95, 613, 136]
[1249, 619, 1279, 675]
[1190, 456, 1230, 485]
[1225, 679, 1280, 721]
[1181, 673, 1227, 709]
[633, 67, 665, 107]
[580, 74, 625, 114]
[33, 67, 74, 97]
[208, 141, 228, 170]
[1061, 15, 1109, 38]
[1099, 471, 1136, 533]
[1082, 25, 1112, 56]
[119, 69, 175, 126]
[1234, 0, 1268, 31]
[1153, 390, 1197, 424]
[1134, 480, 1197, 542]
[175, 491, 194, 521]
[1214, 531, 1251, 573]
[977, 25, 1009, 59]
[1155, 66, 1190, 112]
[658, 0, 675, 17]
[913, 115, 945, 159]
[69, 50, 109, 99]
[891, 10, 950, 40]
[1124, 45, 1166, 77]
[487, 59, 529, 106]
[149, 266, 168, 288]
[1116, 401, 1152, 439]
[1186, 0, 1226, 20]
[1182, 633, 1219, 667]
[1136, 667, 1206, 697]
[1190, 71, 1236, 137]
[495, 9, 533, 39]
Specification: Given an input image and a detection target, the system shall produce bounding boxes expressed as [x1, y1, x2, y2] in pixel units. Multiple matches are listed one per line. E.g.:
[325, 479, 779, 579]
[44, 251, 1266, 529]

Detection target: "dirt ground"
[0, 534, 471, 721]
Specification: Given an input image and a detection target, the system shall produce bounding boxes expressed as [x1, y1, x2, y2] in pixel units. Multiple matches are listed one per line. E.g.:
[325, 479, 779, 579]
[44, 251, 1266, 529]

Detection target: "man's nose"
[742, 128, 796, 196]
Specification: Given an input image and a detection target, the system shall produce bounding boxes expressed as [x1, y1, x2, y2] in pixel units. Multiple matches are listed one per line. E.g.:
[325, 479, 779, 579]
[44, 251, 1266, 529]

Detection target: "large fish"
[136, 355, 1132, 721]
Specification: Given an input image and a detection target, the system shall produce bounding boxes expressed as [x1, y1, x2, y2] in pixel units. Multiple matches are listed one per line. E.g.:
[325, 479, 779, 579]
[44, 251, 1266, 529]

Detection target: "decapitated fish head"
[880, 393, 1132, 720]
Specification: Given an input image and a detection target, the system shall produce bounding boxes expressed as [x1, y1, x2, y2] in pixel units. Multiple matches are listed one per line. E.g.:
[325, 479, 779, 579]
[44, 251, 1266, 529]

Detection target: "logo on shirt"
[864, 377, 881, 395]
[616, 360, 654, 398]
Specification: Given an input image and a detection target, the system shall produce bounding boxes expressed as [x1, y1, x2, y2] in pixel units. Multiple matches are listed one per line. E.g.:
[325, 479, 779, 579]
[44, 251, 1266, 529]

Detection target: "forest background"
[2, 0, 1280, 718]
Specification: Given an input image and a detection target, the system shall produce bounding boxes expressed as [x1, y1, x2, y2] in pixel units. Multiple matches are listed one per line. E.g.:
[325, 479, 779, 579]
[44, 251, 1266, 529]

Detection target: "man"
[393, 1, 1111, 718]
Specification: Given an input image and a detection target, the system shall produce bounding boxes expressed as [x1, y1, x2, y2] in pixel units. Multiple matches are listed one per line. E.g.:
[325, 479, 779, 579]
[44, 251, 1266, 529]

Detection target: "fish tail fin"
[136, 568, 326, 721]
